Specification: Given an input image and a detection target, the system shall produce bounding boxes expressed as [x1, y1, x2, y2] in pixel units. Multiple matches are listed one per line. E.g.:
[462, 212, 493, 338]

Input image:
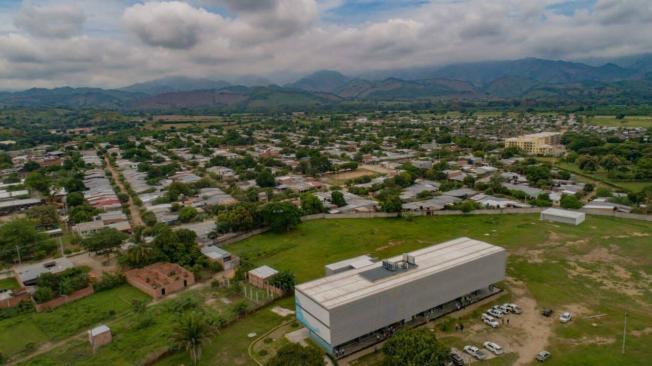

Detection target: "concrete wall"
[327, 250, 506, 346]
[302, 208, 652, 222]
[34, 286, 95, 312]
[0, 290, 30, 309]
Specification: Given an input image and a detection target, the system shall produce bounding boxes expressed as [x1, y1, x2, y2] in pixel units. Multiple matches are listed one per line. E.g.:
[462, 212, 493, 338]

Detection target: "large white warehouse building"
[540, 208, 585, 226]
[295, 237, 507, 356]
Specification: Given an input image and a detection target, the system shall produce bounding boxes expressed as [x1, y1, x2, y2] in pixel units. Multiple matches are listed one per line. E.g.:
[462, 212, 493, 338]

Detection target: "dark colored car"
[450, 352, 465, 366]
[541, 308, 554, 317]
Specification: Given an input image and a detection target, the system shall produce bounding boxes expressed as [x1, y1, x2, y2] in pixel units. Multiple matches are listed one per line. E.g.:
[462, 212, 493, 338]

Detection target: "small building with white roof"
[88, 324, 112, 351]
[540, 208, 585, 226]
[248, 265, 279, 289]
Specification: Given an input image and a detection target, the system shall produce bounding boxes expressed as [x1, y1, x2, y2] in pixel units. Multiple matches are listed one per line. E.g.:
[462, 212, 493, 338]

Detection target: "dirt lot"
[69, 252, 119, 279]
[321, 168, 379, 185]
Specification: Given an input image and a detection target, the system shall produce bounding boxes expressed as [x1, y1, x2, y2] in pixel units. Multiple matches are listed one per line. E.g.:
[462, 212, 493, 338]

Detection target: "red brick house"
[125, 263, 195, 299]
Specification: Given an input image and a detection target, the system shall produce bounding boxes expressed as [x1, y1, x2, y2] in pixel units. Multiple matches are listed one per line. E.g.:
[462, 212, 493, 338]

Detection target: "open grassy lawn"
[0, 285, 148, 359]
[0, 276, 19, 289]
[226, 215, 652, 365]
[587, 115, 652, 128]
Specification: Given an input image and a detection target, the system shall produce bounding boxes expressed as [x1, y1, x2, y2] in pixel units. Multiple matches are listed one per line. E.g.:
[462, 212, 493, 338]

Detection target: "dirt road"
[104, 155, 144, 227]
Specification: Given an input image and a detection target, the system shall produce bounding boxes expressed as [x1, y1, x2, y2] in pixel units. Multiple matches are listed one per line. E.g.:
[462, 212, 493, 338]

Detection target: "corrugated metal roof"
[541, 208, 585, 219]
[249, 265, 278, 279]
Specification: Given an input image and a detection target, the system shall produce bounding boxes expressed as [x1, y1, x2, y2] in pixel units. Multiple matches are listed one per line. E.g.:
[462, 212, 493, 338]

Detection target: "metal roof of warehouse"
[295, 237, 505, 310]
[541, 208, 585, 219]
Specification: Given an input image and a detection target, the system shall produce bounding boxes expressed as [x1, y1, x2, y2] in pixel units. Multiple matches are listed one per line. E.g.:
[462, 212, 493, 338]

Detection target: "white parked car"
[507, 303, 522, 314]
[499, 304, 511, 313]
[560, 312, 573, 323]
[483, 317, 500, 328]
[464, 345, 487, 360]
[488, 308, 503, 318]
[536, 351, 551, 362]
[483, 341, 504, 355]
[482, 313, 495, 322]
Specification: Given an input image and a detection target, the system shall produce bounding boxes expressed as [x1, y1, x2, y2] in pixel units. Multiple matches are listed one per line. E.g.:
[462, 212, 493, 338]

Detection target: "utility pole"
[16, 245, 21, 264]
[622, 312, 628, 354]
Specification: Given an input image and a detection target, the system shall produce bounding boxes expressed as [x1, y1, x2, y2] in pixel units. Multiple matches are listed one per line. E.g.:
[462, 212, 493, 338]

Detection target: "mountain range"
[2, 57, 652, 111]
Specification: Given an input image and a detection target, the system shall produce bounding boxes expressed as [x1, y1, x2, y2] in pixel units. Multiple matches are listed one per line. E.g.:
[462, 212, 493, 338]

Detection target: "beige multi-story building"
[505, 132, 564, 156]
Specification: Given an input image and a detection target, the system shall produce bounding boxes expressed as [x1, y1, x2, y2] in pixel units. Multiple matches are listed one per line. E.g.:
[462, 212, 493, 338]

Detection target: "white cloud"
[1, 0, 652, 89]
[123, 1, 225, 49]
[14, 3, 86, 39]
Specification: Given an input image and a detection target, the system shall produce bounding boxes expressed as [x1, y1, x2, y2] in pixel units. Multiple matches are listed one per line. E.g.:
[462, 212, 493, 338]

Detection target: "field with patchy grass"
[554, 161, 652, 193]
[20, 283, 292, 366]
[1, 285, 148, 361]
[14, 214, 652, 366]
[587, 115, 652, 128]
[227, 215, 652, 366]
[321, 168, 380, 185]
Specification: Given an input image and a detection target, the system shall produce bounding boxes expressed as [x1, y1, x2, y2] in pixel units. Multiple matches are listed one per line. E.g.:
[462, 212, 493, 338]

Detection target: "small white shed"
[540, 208, 585, 226]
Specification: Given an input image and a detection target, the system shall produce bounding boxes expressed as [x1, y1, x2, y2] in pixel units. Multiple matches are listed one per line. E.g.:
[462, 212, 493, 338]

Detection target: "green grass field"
[555, 161, 652, 193]
[0, 285, 148, 359]
[15, 214, 652, 366]
[587, 115, 652, 128]
[0, 276, 19, 289]
[226, 215, 652, 366]
[21, 284, 293, 366]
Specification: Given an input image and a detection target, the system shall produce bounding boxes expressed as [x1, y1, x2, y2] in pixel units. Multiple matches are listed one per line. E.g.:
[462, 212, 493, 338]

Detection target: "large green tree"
[382, 328, 449, 366]
[330, 191, 346, 207]
[560, 194, 583, 209]
[300, 193, 324, 215]
[82, 228, 128, 254]
[0, 218, 54, 263]
[261, 202, 302, 232]
[25, 172, 51, 195]
[255, 169, 276, 188]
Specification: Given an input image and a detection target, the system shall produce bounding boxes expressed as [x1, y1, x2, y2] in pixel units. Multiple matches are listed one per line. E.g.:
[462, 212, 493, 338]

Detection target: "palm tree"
[170, 312, 217, 366]
[126, 244, 154, 267]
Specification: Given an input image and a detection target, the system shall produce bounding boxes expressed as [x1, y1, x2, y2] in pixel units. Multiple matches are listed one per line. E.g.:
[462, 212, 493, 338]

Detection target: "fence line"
[302, 208, 651, 221]
[215, 227, 271, 245]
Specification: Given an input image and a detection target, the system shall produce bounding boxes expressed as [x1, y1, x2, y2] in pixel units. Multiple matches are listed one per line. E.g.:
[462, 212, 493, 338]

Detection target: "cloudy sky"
[0, 0, 651, 90]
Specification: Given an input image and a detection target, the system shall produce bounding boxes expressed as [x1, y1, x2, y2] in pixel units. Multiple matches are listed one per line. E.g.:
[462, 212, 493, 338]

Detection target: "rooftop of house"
[249, 265, 278, 279]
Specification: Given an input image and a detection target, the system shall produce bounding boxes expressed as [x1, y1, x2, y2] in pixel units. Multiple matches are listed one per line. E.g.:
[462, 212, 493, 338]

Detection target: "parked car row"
[482, 303, 522, 328]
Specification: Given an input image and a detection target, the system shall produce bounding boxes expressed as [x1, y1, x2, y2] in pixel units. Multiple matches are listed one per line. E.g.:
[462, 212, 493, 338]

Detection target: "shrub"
[94, 273, 126, 292]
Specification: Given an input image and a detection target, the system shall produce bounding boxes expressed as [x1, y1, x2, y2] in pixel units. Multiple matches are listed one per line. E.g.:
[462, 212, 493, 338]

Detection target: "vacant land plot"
[1, 285, 148, 360]
[22, 284, 291, 366]
[587, 115, 652, 128]
[555, 161, 651, 193]
[227, 215, 652, 365]
[321, 168, 379, 185]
